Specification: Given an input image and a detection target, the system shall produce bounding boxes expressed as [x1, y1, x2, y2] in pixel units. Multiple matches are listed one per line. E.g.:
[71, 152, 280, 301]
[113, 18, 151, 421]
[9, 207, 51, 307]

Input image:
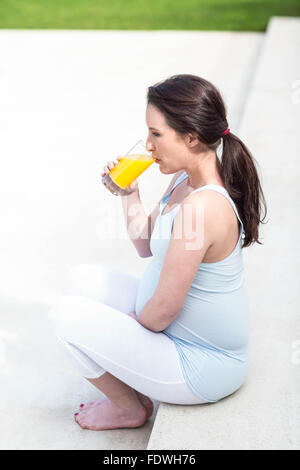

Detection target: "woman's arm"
[136, 191, 215, 332]
[121, 170, 183, 258]
[136, 295, 174, 332]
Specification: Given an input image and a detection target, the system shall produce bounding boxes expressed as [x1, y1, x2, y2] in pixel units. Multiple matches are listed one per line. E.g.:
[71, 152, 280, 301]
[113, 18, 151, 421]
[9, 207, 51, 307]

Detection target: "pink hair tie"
[222, 128, 230, 137]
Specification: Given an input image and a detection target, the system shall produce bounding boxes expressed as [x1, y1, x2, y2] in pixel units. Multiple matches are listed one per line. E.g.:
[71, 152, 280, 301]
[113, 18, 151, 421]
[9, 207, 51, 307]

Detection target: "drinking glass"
[102, 140, 155, 196]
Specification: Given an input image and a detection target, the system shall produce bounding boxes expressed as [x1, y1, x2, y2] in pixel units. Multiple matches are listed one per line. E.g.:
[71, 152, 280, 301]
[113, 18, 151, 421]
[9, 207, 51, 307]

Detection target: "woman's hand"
[101, 155, 139, 195]
[125, 179, 139, 195]
[101, 156, 122, 177]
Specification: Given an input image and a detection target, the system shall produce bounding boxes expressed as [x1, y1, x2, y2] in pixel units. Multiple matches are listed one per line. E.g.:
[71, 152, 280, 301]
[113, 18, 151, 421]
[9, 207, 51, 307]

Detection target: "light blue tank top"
[135, 171, 251, 403]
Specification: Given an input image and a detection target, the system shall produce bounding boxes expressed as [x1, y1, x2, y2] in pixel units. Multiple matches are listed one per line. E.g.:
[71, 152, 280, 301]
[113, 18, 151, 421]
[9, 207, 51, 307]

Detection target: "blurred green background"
[0, 0, 299, 31]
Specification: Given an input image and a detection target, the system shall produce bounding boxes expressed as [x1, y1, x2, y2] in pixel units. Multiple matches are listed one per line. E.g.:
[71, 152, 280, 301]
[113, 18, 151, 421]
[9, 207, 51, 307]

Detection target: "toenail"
[74, 413, 78, 416]
[80, 404, 84, 407]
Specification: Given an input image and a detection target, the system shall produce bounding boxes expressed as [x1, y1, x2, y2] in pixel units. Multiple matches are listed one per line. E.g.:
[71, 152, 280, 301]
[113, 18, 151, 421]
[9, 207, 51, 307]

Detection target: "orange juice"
[109, 154, 155, 189]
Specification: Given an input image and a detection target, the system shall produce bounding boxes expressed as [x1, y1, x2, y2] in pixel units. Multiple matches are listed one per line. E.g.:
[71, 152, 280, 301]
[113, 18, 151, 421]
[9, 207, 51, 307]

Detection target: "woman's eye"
[153, 132, 160, 137]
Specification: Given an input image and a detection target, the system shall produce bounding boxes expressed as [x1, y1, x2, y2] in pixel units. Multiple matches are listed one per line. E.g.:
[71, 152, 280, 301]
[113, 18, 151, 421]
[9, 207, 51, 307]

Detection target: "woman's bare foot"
[75, 397, 147, 430]
[79, 391, 154, 418]
[136, 392, 154, 418]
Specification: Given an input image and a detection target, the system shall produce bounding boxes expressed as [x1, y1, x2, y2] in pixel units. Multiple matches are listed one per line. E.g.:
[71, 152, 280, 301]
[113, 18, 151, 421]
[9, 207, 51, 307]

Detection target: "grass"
[0, 0, 299, 32]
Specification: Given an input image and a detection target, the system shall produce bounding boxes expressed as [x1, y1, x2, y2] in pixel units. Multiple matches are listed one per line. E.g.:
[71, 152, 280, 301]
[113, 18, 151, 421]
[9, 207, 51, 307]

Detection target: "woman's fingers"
[101, 156, 122, 177]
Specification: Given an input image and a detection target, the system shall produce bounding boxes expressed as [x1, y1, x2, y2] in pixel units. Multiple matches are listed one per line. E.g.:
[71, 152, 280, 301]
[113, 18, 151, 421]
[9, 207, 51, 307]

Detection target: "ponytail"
[221, 132, 267, 247]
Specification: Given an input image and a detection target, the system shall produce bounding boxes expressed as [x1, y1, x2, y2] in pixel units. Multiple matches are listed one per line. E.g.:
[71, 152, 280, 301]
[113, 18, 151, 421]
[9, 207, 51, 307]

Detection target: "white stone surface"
[0, 29, 263, 305]
[0, 29, 263, 449]
[147, 17, 300, 450]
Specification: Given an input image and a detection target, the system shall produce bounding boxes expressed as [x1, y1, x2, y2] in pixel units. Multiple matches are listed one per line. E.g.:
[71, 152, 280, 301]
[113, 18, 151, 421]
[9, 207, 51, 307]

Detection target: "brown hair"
[147, 74, 268, 248]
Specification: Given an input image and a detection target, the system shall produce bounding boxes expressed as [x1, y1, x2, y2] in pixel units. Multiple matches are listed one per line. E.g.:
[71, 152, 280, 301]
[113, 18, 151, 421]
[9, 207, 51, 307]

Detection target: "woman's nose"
[146, 139, 154, 152]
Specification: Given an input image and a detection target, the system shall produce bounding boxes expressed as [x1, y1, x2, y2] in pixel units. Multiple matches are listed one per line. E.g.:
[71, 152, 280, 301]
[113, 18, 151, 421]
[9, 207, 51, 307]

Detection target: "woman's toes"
[77, 419, 87, 429]
[73, 398, 147, 431]
[79, 398, 104, 410]
[75, 411, 87, 429]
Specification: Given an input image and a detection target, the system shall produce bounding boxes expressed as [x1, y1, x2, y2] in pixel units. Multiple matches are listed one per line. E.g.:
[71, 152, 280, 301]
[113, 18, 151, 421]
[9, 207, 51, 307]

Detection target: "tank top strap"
[161, 171, 189, 205]
[189, 184, 244, 228]
[170, 171, 189, 194]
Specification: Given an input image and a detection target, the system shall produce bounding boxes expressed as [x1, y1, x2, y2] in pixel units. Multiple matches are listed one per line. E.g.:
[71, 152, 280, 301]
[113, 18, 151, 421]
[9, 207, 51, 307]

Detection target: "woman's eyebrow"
[149, 127, 160, 131]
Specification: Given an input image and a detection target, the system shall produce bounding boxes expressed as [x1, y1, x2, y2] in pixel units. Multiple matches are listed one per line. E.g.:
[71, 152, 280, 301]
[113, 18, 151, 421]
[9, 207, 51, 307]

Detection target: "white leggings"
[48, 264, 207, 405]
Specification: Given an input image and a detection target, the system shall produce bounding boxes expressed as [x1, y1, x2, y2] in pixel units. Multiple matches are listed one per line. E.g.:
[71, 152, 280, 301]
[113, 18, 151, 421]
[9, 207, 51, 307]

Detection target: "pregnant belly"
[135, 260, 162, 316]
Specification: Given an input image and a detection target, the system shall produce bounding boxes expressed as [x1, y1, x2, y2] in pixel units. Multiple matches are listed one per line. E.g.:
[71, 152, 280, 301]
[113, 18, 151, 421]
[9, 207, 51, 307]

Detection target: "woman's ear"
[186, 133, 201, 148]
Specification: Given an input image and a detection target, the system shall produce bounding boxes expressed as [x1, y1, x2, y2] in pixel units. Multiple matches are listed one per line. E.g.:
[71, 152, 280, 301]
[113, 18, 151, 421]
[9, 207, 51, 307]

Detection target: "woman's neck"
[184, 151, 224, 189]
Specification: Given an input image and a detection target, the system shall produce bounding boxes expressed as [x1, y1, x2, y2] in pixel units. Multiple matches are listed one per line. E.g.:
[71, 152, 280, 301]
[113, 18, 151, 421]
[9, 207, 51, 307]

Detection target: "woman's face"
[145, 103, 188, 174]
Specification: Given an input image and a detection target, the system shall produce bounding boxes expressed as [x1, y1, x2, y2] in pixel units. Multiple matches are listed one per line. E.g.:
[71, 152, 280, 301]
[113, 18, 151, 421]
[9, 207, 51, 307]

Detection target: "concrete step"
[147, 16, 300, 450]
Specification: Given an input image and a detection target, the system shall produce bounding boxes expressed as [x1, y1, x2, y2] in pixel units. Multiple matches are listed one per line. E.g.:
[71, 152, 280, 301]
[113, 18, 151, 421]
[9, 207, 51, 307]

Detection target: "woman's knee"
[63, 264, 139, 310]
[63, 263, 106, 297]
[48, 294, 87, 337]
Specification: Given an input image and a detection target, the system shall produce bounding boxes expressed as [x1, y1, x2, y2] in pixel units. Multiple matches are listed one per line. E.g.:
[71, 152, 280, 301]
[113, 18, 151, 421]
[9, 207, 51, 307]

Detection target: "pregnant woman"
[48, 74, 267, 431]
